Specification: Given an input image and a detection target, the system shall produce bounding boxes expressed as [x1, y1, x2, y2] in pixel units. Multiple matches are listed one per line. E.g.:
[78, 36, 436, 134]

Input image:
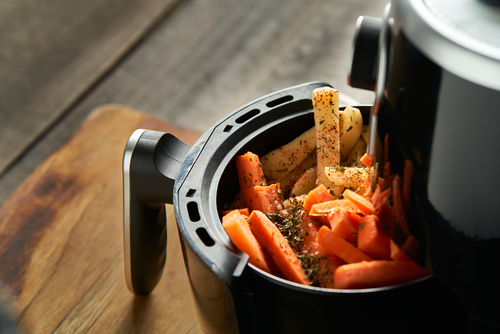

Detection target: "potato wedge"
[312, 87, 343, 195]
[291, 166, 317, 197]
[339, 106, 363, 159]
[261, 127, 316, 184]
[279, 151, 317, 196]
[325, 165, 370, 188]
[361, 124, 369, 144]
[342, 136, 367, 167]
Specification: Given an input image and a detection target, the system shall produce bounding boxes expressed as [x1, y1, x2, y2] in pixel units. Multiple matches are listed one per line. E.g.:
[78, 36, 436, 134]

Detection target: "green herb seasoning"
[265, 196, 333, 287]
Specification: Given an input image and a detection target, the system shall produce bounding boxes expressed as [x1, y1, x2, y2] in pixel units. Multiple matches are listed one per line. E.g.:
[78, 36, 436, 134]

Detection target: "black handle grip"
[123, 130, 191, 295]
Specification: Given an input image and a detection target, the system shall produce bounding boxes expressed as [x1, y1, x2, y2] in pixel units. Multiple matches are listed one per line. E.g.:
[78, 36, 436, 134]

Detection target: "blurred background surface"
[0, 0, 388, 203]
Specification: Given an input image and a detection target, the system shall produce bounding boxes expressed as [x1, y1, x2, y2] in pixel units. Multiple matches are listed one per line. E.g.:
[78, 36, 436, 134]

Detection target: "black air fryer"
[349, 0, 500, 332]
[123, 1, 500, 333]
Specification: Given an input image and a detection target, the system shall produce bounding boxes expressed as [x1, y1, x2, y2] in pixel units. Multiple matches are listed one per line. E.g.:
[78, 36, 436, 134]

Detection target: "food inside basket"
[222, 87, 430, 289]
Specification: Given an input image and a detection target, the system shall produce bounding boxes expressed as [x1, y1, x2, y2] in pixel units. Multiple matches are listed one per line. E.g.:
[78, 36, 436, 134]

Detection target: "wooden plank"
[0, 0, 186, 176]
[0, 0, 388, 201]
[67, 0, 386, 132]
[0, 105, 202, 333]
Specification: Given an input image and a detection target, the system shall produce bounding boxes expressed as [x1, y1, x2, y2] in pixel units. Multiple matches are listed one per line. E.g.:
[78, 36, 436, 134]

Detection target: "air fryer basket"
[172, 82, 467, 333]
[125, 82, 468, 333]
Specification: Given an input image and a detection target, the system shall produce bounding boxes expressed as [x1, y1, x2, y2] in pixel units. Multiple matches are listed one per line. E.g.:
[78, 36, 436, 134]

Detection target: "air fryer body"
[363, 1, 500, 331]
[381, 32, 500, 333]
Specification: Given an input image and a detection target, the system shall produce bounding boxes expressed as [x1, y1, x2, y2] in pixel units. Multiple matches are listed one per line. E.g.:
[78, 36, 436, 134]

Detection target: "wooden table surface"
[0, 0, 388, 332]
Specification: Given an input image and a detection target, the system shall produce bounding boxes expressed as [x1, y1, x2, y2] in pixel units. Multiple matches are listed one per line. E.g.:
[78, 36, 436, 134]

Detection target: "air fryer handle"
[123, 129, 191, 295]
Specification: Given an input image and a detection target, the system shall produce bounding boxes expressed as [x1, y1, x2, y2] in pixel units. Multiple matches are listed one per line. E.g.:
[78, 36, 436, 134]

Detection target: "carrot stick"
[402, 159, 412, 215]
[376, 197, 396, 237]
[401, 235, 420, 262]
[305, 242, 344, 288]
[248, 210, 310, 285]
[342, 189, 375, 216]
[327, 209, 358, 244]
[236, 152, 267, 211]
[383, 133, 389, 167]
[309, 199, 361, 225]
[222, 208, 250, 217]
[309, 199, 362, 215]
[390, 239, 412, 262]
[317, 226, 372, 264]
[370, 185, 381, 208]
[303, 184, 336, 212]
[346, 211, 362, 228]
[362, 171, 373, 199]
[222, 210, 271, 273]
[333, 260, 430, 289]
[392, 175, 410, 242]
[383, 162, 392, 184]
[357, 215, 391, 260]
[377, 177, 386, 191]
[299, 214, 322, 253]
[300, 217, 343, 288]
[372, 187, 392, 212]
[253, 183, 282, 214]
[360, 153, 372, 168]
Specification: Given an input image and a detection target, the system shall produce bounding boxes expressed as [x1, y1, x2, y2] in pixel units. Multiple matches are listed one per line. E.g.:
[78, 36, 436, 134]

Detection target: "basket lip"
[173, 81, 427, 293]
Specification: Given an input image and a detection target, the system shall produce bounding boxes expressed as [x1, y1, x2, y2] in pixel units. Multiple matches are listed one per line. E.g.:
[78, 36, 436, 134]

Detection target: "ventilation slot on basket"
[186, 189, 196, 197]
[223, 125, 233, 133]
[196, 227, 215, 247]
[266, 95, 293, 108]
[187, 202, 201, 222]
[235, 109, 260, 124]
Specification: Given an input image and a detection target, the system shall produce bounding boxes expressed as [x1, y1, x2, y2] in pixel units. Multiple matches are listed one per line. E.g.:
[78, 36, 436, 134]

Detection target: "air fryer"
[349, 0, 500, 332]
[123, 81, 470, 333]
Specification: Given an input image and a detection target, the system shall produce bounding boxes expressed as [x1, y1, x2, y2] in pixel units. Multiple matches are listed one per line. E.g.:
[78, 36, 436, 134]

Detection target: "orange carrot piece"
[236, 152, 267, 211]
[390, 239, 412, 262]
[401, 235, 420, 262]
[358, 215, 391, 260]
[342, 189, 375, 216]
[376, 197, 396, 236]
[317, 226, 373, 264]
[248, 210, 310, 285]
[383, 133, 389, 167]
[299, 215, 322, 253]
[222, 208, 250, 217]
[303, 184, 336, 212]
[310, 199, 362, 215]
[300, 217, 344, 288]
[378, 177, 386, 191]
[253, 183, 282, 214]
[346, 211, 362, 228]
[327, 209, 358, 244]
[360, 153, 372, 168]
[307, 242, 344, 288]
[222, 210, 271, 273]
[392, 175, 410, 239]
[333, 260, 430, 289]
[372, 187, 392, 212]
[362, 171, 373, 199]
[383, 162, 392, 184]
[309, 199, 361, 225]
[402, 159, 413, 215]
[371, 185, 381, 207]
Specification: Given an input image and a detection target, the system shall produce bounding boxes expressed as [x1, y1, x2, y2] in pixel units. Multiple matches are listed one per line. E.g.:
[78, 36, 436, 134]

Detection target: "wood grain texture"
[61, 0, 387, 133]
[0, 0, 186, 176]
[0, 0, 388, 195]
[0, 106, 201, 333]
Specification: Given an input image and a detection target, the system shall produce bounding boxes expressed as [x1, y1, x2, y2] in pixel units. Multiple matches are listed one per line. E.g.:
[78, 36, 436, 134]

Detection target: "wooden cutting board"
[0, 105, 202, 333]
